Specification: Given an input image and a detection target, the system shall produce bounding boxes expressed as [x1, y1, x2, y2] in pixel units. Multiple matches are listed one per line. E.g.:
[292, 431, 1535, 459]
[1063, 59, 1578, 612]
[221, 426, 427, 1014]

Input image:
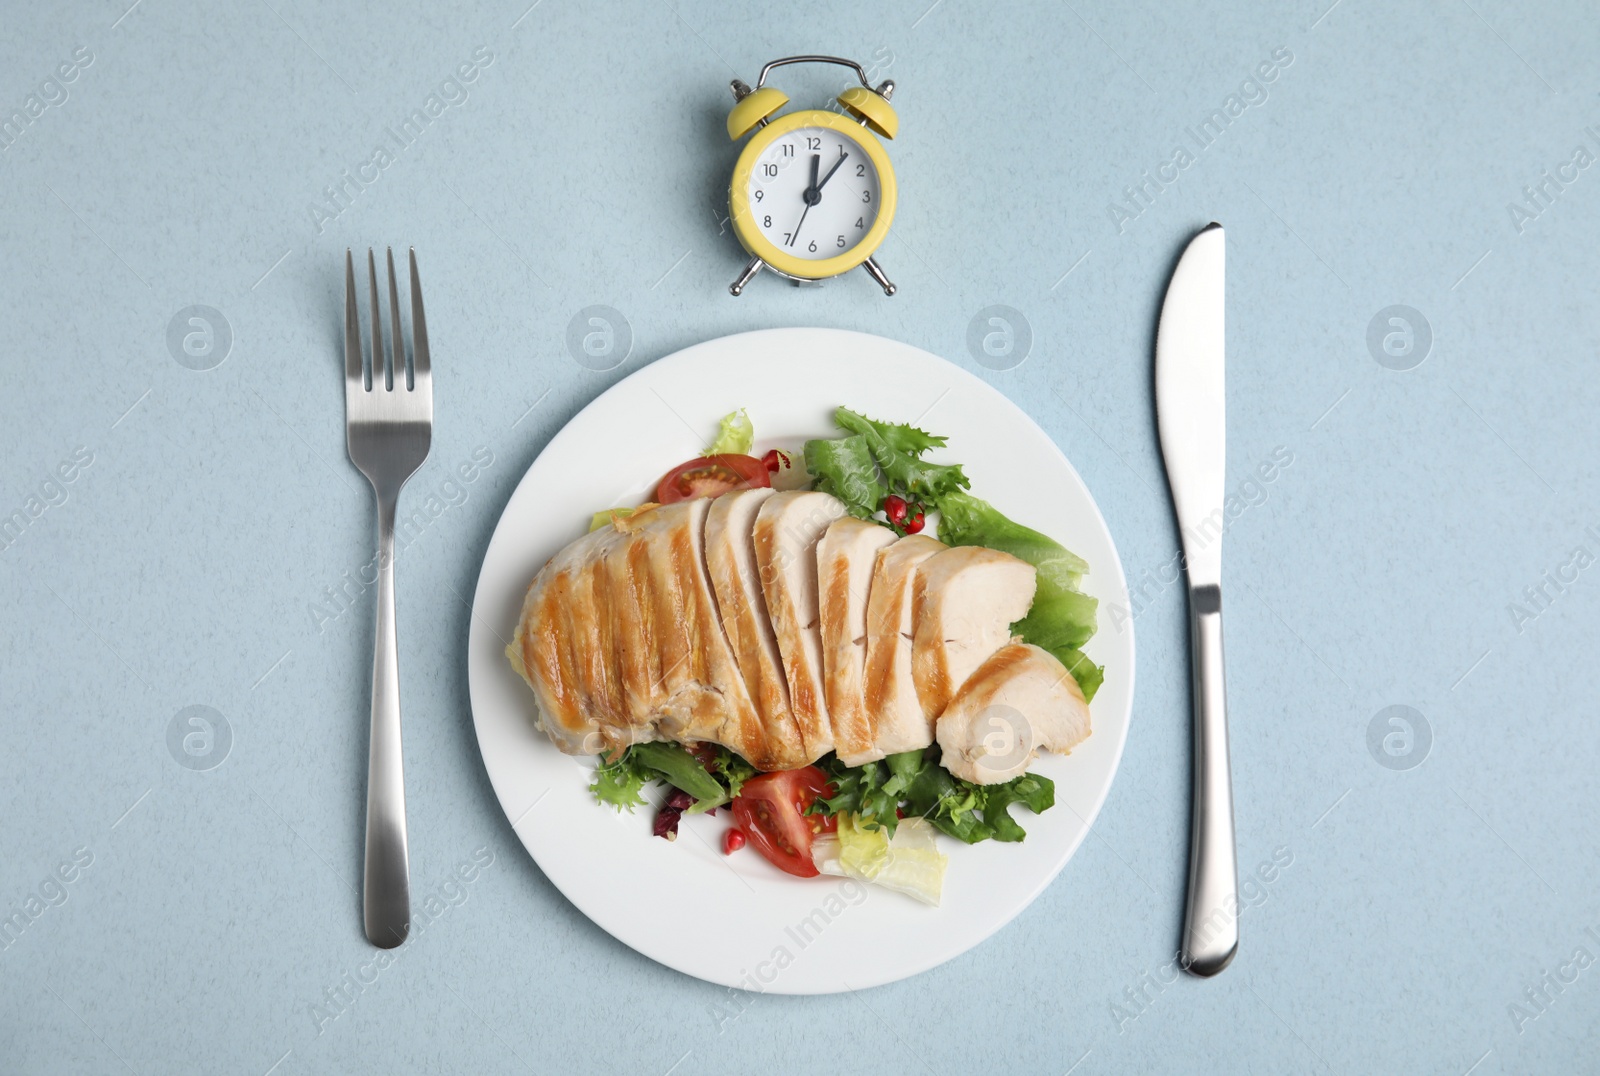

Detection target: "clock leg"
[861, 256, 897, 296]
[729, 256, 764, 297]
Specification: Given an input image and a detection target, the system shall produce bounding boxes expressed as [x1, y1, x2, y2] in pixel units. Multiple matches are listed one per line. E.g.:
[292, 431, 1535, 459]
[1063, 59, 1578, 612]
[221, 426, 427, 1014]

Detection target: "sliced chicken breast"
[936, 642, 1091, 784]
[752, 491, 847, 759]
[862, 533, 947, 755]
[510, 501, 770, 765]
[911, 545, 1037, 723]
[705, 488, 809, 770]
[507, 521, 631, 755]
[817, 517, 899, 765]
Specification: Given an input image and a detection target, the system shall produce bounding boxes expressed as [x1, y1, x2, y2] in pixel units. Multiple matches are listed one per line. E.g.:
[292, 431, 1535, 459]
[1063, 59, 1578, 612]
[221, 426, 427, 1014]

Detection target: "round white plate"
[467, 327, 1135, 994]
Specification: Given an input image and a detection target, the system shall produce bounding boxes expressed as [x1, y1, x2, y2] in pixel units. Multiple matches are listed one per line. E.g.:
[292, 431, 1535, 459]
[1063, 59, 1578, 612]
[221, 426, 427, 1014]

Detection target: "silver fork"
[344, 247, 432, 949]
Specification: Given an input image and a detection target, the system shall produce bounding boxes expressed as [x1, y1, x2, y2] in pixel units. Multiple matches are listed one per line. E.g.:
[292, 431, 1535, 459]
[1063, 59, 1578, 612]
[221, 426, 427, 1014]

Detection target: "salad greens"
[592, 741, 755, 814]
[803, 407, 1103, 701]
[811, 748, 1056, 844]
[803, 407, 970, 518]
[704, 408, 754, 456]
[812, 814, 947, 906]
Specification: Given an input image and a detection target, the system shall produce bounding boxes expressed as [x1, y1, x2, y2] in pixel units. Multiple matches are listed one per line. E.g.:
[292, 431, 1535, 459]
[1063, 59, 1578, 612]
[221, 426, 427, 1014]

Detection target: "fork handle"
[1180, 584, 1238, 976]
[363, 492, 410, 948]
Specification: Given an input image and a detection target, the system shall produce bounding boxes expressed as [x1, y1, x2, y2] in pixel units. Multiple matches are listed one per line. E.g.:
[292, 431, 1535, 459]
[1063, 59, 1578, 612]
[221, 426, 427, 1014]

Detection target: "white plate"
[467, 327, 1135, 994]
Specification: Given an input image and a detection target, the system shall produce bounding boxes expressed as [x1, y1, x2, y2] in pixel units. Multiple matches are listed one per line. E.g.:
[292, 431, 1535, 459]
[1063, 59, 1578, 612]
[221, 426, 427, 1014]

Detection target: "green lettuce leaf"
[590, 741, 753, 814]
[812, 747, 1057, 844]
[591, 750, 653, 812]
[709, 747, 757, 800]
[705, 408, 754, 456]
[628, 742, 729, 813]
[803, 434, 884, 517]
[833, 408, 970, 504]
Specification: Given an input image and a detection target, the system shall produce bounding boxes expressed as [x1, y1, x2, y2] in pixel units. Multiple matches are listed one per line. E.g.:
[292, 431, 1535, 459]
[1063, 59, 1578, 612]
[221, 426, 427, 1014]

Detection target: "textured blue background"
[3, 0, 1597, 1072]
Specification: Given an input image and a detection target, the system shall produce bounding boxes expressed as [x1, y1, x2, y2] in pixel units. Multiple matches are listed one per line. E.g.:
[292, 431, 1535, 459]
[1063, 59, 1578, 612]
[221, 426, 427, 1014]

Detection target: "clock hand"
[788, 154, 821, 247]
[815, 150, 849, 194]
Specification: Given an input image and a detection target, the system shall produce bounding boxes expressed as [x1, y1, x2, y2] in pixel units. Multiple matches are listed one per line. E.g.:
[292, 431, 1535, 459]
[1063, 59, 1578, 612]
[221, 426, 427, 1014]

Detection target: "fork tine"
[409, 248, 430, 392]
[344, 250, 364, 390]
[367, 248, 388, 391]
[384, 248, 409, 391]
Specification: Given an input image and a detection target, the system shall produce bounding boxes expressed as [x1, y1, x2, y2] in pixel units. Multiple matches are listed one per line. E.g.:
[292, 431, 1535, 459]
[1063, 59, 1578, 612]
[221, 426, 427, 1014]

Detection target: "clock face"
[746, 125, 882, 261]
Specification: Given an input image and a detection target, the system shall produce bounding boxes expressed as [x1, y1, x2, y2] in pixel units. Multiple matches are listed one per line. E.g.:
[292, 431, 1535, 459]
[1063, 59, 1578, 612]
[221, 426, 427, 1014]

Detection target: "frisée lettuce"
[811, 747, 1057, 844]
[704, 408, 754, 456]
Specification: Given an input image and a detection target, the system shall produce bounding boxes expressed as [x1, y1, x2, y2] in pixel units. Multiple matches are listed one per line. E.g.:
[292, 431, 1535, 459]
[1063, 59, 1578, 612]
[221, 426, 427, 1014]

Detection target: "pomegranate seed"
[723, 828, 747, 854]
[904, 510, 925, 534]
[761, 449, 782, 473]
[883, 495, 908, 524]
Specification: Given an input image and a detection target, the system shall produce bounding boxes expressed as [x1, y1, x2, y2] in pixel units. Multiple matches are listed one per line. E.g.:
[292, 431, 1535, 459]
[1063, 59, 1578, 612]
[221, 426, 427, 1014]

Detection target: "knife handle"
[1180, 583, 1238, 976]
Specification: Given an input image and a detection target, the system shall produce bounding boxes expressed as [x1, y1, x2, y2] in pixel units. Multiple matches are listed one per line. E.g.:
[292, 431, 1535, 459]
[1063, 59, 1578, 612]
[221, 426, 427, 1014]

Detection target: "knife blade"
[1155, 222, 1238, 977]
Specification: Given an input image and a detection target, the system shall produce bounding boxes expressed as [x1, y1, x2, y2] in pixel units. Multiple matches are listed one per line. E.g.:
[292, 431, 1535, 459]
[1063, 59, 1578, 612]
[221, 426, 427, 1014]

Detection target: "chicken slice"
[705, 489, 810, 770]
[817, 517, 899, 765]
[862, 533, 947, 755]
[936, 642, 1091, 784]
[509, 500, 770, 764]
[507, 521, 632, 755]
[625, 498, 769, 764]
[752, 491, 848, 759]
[911, 545, 1037, 723]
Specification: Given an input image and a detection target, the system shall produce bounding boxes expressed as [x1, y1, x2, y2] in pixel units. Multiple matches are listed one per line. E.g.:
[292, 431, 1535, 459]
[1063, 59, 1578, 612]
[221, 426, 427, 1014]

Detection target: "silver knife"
[1155, 222, 1238, 977]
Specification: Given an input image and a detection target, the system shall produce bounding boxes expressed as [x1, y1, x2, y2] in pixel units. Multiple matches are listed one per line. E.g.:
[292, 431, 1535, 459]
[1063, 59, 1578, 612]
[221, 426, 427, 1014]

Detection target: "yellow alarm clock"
[725, 55, 899, 296]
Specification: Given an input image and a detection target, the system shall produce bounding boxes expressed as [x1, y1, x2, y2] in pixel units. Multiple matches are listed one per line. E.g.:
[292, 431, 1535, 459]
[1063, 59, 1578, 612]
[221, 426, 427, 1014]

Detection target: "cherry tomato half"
[731, 767, 837, 878]
[655, 454, 771, 504]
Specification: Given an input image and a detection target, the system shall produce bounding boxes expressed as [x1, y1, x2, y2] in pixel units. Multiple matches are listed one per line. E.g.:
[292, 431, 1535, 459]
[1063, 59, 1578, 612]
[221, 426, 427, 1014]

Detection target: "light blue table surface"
[4, 1, 1598, 1072]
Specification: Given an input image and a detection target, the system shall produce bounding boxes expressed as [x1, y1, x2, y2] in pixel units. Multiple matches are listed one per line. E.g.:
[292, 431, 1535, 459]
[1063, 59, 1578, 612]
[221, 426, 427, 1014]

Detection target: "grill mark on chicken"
[861, 533, 946, 754]
[910, 545, 1037, 723]
[818, 517, 898, 765]
[753, 492, 846, 759]
[623, 533, 661, 698]
[706, 490, 810, 770]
